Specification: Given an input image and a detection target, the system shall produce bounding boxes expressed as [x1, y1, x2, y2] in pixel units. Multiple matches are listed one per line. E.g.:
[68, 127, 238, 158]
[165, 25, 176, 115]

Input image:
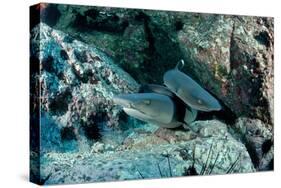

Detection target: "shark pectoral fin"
[191, 108, 198, 120]
[184, 108, 197, 124]
[182, 123, 191, 131]
[181, 123, 198, 139]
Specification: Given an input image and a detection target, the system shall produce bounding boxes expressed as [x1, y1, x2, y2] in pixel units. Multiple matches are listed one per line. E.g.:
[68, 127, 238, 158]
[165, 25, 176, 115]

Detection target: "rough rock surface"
[233, 118, 273, 170]
[176, 15, 274, 126]
[41, 120, 255, 184]
[31, 23, 139, 152]
[30, 4, 274, 185]
[47, 5, 273, 127]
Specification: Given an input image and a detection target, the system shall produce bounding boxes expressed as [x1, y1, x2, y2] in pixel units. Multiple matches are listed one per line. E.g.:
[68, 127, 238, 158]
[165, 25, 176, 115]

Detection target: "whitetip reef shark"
[113, 60, 221, 128]
[113, 85, 197, 128]
[163, 60, 221, 112]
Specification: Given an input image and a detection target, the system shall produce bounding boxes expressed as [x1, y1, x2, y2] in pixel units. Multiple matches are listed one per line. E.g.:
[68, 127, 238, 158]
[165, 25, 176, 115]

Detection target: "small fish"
[163, 60, 221, 112]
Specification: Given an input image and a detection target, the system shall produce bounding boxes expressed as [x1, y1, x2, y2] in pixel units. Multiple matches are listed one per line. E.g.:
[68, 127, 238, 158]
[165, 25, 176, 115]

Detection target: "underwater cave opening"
[60, 127, 77, 141]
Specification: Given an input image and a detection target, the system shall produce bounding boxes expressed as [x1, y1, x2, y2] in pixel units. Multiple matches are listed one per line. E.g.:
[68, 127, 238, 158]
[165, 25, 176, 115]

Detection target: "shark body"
[113, 84, 197, 128]
[163, 60, 221, 112]
[113, 60, 221, 128]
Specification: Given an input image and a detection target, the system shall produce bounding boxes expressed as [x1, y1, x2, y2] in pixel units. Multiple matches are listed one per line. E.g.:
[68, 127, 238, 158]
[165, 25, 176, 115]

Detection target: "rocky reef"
[31, 22, 139, 153]
[52, 4, 274, 126]
[41, 120, 255, 184]
[30, 3, 274, 185]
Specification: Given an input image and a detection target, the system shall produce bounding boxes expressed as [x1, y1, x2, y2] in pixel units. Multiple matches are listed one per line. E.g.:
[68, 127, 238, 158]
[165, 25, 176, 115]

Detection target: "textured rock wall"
[176, 15, 274, 126]
[31, 23, 139, 152]
[48, 5, 273, 127]
[30, 3, 274, 184]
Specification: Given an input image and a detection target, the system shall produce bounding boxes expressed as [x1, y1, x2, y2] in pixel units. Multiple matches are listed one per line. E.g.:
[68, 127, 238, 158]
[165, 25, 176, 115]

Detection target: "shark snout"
[113, 95, 131, 108]
[113, 94, 139, 109]
[212, 102, 222, 111]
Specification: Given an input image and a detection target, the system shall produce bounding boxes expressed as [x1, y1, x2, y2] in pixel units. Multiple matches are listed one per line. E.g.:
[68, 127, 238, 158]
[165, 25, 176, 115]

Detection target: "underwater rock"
[233, 118, 273, 170]
[50, 6, 186, 84]
[40, 120, 255, 184]
[90, 142, 105, 153]
[31, 5, 273, 184]
[50, 6, 273, 128]
[176, 15, 274, 126]
[30, 23, 139, 151]
[53, 5, 150, 83]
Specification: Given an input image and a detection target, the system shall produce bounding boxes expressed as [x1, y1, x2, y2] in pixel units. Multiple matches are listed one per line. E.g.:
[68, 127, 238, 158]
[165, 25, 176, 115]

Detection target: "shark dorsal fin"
[175, 59, 185, 70]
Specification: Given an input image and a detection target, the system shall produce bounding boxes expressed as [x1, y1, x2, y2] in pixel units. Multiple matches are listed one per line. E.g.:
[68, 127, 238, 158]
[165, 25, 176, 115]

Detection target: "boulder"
[30, 23, 139, 152]
[233, 117, 273, 170]
[175, 15, 274, 125]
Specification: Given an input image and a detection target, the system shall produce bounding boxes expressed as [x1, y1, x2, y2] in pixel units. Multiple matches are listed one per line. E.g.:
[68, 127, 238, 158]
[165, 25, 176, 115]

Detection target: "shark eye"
[197, 99, 203, 105]
[144, 100, 151, 105]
